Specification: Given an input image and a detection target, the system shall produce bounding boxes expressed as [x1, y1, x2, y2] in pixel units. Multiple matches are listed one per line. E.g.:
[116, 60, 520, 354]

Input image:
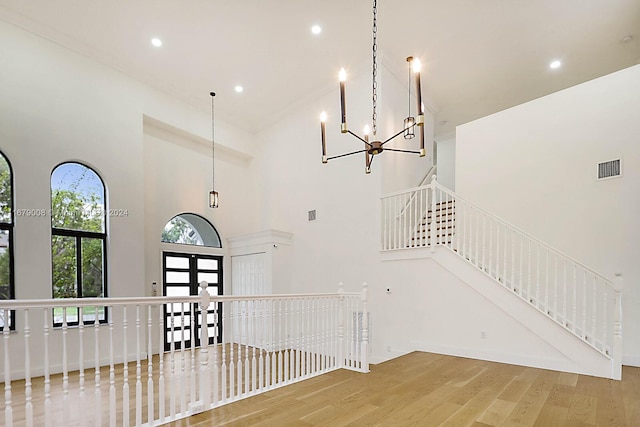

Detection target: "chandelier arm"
[384, 148, 422, 154]
[381, 124, 417, 146]
[347, 130, 373, 148]
[327, 149, 368, 161]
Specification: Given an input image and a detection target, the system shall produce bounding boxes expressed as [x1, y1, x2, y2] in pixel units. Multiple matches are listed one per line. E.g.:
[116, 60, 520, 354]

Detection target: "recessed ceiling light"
[234, 85, 244, 93]
[621, 35, 633, 44]
[151, 38, 162, 47]
[549, 60, 562, 69]
[311, 25, 322, 35]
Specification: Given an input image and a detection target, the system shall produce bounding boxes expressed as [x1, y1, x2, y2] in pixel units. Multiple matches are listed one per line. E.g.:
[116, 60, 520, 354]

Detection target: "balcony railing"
[1, 282, 369, 426]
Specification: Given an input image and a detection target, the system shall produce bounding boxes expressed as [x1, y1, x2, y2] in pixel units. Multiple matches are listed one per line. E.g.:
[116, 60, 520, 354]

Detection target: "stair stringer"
[429, 246, 614, 378]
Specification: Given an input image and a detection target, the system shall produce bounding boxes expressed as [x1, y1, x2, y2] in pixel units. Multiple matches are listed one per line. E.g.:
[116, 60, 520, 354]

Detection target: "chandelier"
[209, 91, 219, 208]
[320, 0, 425, 174]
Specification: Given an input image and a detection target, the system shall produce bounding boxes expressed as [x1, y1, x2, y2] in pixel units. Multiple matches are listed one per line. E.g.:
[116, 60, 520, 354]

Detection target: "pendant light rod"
[209, 91, 219, 208]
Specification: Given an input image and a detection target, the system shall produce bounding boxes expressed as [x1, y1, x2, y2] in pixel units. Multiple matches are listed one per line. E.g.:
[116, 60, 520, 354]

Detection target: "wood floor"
[166, 352, 640, 427]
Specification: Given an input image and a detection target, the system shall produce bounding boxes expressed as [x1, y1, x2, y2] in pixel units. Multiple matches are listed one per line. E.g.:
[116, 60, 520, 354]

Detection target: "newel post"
[198, 281, 211, 409]
[429, 175, 438, 252]
[613, 274, 623, 380]
[337, 283, 344, 369]
[361, 282, 370, 373]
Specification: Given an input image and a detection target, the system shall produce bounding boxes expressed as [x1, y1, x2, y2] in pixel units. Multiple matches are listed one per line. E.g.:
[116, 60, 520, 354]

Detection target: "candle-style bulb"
[363, 124, 370, 136]
[412, 58, 422, 73]
[339, 68, 347, 82]
[320, 111, 327, 122]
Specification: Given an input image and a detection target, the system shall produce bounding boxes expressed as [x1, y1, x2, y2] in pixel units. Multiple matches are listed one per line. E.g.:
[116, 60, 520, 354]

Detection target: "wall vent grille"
[597, 159, 621, 180]
[308, 210, 317, 221]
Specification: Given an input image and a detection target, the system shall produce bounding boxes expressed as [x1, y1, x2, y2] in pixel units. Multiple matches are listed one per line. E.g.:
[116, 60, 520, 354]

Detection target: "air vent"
[597, 159, 621, 180]
[308, 210, 317, 221]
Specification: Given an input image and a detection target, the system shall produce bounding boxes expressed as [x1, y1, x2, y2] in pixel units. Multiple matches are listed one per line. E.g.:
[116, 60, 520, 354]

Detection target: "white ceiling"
[0, 0, 638, 139]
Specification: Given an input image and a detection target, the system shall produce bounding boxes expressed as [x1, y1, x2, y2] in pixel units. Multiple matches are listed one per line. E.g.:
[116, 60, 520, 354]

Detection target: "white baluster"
[123, 306, 130, 427]
[602, 284, 608, 355]
[554, 255, 559, 321]
[158, 305, 165, 424]
[251, 299, 257, 394]
[168, 305, 175, 418]
[237, 302, 243, 396]
[294, 299, 300, 381]
[488, 217, 493, 276]
[278, 300, 284, 383]
[229, 301, 235, 397]
[109, 308, 116, 427]
[527, 240, 532, 302]
[429, 176, 437, 252]
[198, 281, 211, 408]
[212, 300, 219, 405]
[272, 300, 278, 385]
[535, 244, 540, 308]
[361, 283, 369, 372]
[24, 310, 32, 427]
[78, 308, 86, 427]
[94, 307, 101, 427]
[190, 302, 196, 409]
[43, 308, 52, 427]
[179, 304, 186, 415]
[147, 305, 154, 425]
[545, 249, 550, 313]
[613, 275, 623, 380]
[62, 308, 69, 426]
[582, 270, 587, 340]
[221, 301, 227, 403]
[518, 236, 524, 297]
[475, 209, 480, 267]
[592, 275, 597, 345]
[245, 301, 250, 394]
[283, 300, 289, 385]
[502, 224, 507, 285]
[136, 305, 142, 426]
[337, 284, 344, 369]
[572, 265, 577, 334]
[510, 228, 516, 291]
[3, 309, 12, 427]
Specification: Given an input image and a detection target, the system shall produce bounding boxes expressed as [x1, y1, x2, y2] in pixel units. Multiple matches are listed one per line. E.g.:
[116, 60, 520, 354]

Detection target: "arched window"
[161, 213, 221, 248]
[51, 162, 107, 325]
[0, 151, 14, 330]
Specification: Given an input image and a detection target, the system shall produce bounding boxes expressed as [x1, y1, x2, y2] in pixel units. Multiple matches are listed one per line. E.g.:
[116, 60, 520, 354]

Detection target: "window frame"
[50, 162, 108, 327]
[0, 150, 15, 330]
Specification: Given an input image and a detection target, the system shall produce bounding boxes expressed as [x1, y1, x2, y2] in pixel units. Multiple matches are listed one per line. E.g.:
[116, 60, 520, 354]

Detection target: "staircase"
[381, 176, 623, 379]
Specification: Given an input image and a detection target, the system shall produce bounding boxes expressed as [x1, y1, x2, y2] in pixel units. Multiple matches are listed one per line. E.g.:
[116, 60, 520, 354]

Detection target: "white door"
[231, 253, 267, 345]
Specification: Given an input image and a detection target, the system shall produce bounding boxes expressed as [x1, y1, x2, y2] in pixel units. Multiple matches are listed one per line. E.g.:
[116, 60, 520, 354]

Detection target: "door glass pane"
[166, 256, 189, 269]
[198, 272, 218, 284]
[165, 286, 191, 297]
[166, 271, 190, 283]
[52, 235, 77, 298]
[197, 258, 218, 270]
[81, 237, 104, 297]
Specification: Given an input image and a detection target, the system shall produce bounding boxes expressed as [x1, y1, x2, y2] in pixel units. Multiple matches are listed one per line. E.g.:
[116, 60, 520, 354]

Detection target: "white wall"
[435, 135, 456, 190]
[0, 18, 258, 375]
[456, 65, 640, 365]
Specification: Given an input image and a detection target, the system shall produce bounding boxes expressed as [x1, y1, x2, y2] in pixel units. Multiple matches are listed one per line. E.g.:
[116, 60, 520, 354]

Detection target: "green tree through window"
[51, 162, 107, 325]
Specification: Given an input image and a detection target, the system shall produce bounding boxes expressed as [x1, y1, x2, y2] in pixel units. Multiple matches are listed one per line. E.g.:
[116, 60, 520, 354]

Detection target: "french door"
[163, 252, 223, 351]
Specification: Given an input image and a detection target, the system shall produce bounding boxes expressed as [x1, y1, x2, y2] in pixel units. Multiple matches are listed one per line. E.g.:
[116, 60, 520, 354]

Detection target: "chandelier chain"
[372, 0, 378, 136]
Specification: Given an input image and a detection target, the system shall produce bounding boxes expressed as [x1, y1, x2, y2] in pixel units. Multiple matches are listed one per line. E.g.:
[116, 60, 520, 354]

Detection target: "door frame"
[162, 250, 223, 351]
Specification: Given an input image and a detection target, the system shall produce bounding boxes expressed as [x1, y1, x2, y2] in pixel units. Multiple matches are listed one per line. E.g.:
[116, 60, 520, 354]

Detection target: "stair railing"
[381, 177, 622, 377]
